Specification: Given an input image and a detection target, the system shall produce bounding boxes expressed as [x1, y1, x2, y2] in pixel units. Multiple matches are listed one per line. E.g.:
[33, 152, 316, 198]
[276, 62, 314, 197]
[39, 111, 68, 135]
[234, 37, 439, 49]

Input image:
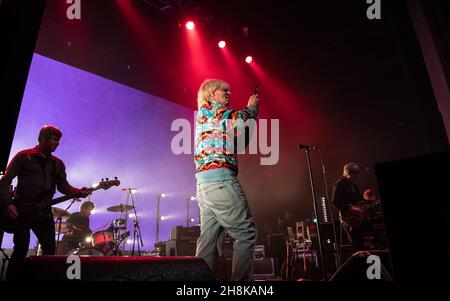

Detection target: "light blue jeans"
[195, 177, 257, 281]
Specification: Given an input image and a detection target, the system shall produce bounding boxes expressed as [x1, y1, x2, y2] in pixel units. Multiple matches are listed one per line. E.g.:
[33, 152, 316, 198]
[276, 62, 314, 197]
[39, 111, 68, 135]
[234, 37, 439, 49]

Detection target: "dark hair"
[363, 188, 376, 197]
[80, 201, 95, 211]
[38, 125, 62, 143]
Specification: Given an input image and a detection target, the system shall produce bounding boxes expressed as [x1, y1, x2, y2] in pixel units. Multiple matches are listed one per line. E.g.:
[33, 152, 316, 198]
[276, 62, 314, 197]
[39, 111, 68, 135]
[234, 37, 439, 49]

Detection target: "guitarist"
[331, 162, 367, 251]
[0, 125, 91, 280]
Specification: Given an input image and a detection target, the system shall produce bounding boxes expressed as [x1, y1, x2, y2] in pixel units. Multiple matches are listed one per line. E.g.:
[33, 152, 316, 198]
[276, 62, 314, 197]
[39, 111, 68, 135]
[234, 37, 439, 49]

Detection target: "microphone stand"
[318, 150, 339, 271]
[186, 197, 190, 228]
[129, 191, 143, 256]
[300, 146, 328, 280]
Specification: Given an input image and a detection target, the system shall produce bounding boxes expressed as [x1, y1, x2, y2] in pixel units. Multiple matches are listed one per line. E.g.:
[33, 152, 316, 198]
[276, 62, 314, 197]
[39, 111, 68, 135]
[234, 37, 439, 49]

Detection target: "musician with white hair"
[331, 162, 366, 251]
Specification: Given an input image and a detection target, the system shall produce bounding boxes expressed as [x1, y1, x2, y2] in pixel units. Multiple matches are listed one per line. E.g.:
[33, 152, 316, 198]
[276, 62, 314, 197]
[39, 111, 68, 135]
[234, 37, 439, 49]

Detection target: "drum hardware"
[117, 187, 143, 256]
[54, 198, 79, 254]
[113, 218, 126, 226]
[54, 221, 72, 234]
[104, 188, 144, 256]
[55, 186, 143, 257]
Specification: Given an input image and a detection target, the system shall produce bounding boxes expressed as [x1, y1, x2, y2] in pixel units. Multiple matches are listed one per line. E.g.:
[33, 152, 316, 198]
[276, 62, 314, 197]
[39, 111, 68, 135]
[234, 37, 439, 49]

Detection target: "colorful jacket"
[194, 99, 258, 183]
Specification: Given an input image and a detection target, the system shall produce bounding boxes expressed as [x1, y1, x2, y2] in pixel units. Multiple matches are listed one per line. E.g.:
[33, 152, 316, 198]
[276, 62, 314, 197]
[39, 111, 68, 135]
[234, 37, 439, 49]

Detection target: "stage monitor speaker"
[166, 240, 197, 256]
[253, 258, 275, 277]
[375, 151, 450, 280]
[214, 258, 276, 281]
[267, 233, 285, 275]
[330, 250, 393, 281]
[21, 256, 215, 281]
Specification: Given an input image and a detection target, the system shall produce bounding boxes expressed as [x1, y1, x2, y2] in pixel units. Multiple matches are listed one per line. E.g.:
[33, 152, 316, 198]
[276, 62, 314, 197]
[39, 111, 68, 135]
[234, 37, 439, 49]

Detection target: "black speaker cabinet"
[21, 256, 214, 281]
[166, 240, 197, 256]
[375, 151, 450, 280]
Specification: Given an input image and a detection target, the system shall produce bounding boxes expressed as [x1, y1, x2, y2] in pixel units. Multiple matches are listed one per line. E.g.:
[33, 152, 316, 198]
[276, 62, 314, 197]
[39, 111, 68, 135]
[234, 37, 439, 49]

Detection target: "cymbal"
[52, 207, 71, 220]
[112, 226, 127, 231]
[107, 204, 135, 212]
[55, 221, 72, 234]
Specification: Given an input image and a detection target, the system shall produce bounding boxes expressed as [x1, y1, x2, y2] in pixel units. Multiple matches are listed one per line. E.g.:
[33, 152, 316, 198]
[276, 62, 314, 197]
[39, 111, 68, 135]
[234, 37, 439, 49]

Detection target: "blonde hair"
[197, 79, 230, 109]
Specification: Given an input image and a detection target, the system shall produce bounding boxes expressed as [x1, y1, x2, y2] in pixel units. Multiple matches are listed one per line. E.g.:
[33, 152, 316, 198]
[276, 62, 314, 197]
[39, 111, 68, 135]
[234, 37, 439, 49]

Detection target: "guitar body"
[0, 178, 120, 234]
[0, 197, 53, 233]
[339, 209, 364, 228]
[339, 200, 381, 228]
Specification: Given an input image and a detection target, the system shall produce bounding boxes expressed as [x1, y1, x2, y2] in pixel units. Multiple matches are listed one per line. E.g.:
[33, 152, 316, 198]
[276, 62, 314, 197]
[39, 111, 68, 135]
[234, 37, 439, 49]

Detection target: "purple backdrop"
[3, 53, 198, 251]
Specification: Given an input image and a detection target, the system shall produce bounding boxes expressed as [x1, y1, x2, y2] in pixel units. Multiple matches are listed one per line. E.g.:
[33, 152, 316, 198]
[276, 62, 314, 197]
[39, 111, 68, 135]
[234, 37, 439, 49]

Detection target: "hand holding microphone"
[248, 85, 259, 107]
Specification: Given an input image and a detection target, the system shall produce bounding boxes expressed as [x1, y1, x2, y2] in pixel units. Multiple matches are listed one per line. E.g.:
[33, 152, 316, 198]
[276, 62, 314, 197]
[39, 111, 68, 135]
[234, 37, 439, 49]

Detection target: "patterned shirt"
[194, 99, 258, 182]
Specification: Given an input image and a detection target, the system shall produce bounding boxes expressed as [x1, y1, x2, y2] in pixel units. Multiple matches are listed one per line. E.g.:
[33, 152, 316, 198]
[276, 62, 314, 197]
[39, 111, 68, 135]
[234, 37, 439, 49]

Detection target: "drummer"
[61, 201, 95, 249]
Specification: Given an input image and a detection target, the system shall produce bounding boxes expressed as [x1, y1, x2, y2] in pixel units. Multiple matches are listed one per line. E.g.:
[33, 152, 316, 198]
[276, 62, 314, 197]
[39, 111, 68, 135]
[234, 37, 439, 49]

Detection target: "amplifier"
[166, 240, 197, 256]
[170, 226, 200, 241]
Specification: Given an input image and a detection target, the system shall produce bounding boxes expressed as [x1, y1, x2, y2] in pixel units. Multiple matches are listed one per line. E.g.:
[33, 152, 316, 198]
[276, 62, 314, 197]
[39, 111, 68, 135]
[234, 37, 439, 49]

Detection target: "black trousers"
[6, 215, 55, 280]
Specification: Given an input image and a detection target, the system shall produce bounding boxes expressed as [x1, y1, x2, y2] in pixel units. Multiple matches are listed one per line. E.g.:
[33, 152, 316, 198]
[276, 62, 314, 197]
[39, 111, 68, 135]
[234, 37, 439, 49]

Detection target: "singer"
[194, 79, 259, 281]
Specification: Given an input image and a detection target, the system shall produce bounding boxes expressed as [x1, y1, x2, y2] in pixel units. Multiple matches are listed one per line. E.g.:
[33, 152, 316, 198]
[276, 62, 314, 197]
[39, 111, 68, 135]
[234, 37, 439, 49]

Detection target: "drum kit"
[54, 203, 136, 256]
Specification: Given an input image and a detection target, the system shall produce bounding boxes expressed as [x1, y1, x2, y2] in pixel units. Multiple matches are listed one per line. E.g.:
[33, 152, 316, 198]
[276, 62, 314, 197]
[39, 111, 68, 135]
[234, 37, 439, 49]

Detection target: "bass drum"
[70, 247, 105, 256]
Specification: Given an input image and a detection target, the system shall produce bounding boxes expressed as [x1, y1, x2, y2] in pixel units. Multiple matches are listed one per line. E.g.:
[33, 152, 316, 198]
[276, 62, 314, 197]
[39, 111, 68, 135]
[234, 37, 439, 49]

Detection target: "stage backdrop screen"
[3, 53, 197, 252]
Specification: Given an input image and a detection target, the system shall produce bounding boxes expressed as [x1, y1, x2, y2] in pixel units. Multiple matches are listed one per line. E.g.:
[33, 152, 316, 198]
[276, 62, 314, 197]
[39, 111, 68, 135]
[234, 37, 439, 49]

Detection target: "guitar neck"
[47, 186, 98, 207]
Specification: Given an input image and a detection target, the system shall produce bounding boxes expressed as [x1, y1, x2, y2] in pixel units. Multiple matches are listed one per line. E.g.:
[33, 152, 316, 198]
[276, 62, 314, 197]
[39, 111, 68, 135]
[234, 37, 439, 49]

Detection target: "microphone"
[298, 144, 319, 150]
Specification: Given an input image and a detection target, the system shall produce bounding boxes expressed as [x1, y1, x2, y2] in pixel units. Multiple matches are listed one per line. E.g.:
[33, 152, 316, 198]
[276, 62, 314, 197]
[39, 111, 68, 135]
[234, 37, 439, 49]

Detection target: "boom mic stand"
[299, 144, 328, 280]
[318, 149, 339, 270]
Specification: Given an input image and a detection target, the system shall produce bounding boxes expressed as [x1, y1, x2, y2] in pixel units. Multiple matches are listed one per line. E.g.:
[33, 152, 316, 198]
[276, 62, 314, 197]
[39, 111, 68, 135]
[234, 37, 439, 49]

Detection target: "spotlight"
[159, 193, 166, 198]
[160, 216, 167, 221]
[190, 218, 195, 223]
[190, 196, 196, 201]
[245, 56, 253, 64]
[85, 237, 92, 243]
[218, 41, 226, 48]
[128, 213, 135, 218]
[126, 239, 133, 245]
[186, 21, 195, 31]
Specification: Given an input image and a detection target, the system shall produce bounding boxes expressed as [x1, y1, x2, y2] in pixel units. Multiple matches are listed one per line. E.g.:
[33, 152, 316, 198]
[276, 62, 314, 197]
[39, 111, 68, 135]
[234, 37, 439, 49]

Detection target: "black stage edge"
[21, 255, 215, 281]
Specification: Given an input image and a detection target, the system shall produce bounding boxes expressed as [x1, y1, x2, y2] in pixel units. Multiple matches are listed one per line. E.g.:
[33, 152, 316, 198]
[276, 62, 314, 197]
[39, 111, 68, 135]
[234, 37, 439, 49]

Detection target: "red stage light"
[218, 41, 226, 48]
[186, 21, 195, 31]
[245, 56, 253, 64]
